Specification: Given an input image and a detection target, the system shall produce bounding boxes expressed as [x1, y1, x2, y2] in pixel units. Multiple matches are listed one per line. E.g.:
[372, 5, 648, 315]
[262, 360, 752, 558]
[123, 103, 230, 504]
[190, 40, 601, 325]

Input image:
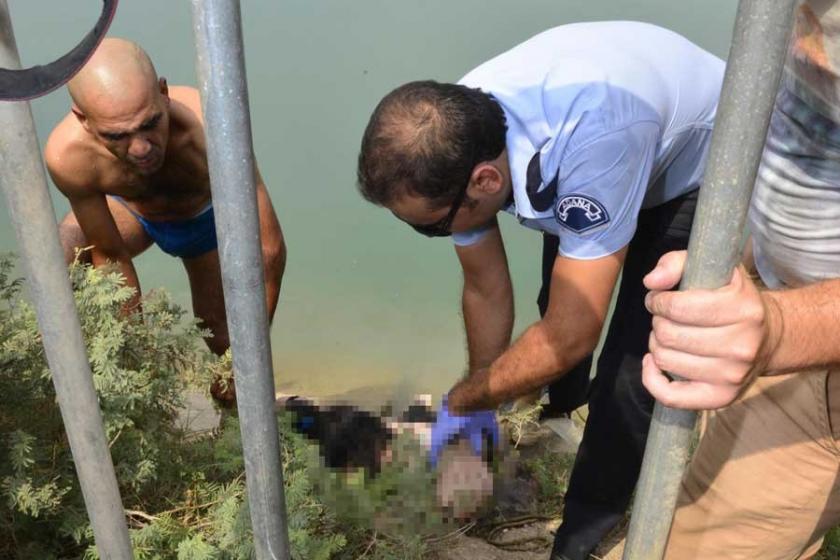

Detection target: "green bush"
[817, 527, 840, 560]
[0, 257, 347, 559]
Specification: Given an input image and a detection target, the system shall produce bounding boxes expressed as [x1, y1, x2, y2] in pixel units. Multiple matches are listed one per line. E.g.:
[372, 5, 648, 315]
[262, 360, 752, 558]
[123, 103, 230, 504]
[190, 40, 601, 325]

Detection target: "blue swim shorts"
[110, 196, 218, 259]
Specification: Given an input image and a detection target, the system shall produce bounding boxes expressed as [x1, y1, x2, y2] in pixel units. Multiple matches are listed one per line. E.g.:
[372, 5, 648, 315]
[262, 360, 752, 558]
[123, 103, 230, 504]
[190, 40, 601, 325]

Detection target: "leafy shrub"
[0, 257, 346, 559]
[817, 526, 840, 559]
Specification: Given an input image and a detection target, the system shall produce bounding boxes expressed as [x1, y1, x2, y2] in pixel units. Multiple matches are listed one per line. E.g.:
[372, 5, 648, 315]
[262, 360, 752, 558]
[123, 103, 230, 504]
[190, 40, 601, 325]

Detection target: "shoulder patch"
[555, 194, 610, 233]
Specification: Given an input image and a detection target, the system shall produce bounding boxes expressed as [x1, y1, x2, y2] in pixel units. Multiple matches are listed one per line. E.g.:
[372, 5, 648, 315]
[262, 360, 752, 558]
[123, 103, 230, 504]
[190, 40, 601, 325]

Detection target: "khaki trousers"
[665, 370, 840, 559]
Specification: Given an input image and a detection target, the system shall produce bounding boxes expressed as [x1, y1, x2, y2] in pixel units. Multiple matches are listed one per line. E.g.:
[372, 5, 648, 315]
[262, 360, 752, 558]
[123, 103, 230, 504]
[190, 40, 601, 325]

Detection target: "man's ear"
[159, 77, 170, 104]
[469, 162, 504, 196]
[71, 104, 91, 132]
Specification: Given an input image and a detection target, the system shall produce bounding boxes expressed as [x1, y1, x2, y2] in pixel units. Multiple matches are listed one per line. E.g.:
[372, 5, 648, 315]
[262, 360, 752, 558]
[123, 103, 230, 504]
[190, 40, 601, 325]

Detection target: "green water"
[1, 0, 736, 404]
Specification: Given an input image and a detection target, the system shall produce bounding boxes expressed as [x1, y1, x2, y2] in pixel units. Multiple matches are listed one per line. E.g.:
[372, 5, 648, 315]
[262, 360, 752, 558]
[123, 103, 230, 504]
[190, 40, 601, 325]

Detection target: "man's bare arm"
[69, 194, 142, 309]
[455, 221, 514, 373]
[449, 247, 626, 412]
[45, 145, 141, 310]
[762, 279, 840, 372]
[181, 84, 286, 320]
[254, 165, 286, 321]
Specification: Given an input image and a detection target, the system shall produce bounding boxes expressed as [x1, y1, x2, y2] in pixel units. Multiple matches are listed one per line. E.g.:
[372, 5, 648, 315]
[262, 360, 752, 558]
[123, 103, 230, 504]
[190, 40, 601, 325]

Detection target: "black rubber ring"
[0, 0, 118, 101]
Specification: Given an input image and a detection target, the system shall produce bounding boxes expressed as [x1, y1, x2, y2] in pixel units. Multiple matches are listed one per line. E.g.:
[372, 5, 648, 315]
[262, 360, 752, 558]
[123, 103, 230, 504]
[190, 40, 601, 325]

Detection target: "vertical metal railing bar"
[0, 1, 133, 558]
[189, 1, 291, 558]
[622, 1, 797, 558]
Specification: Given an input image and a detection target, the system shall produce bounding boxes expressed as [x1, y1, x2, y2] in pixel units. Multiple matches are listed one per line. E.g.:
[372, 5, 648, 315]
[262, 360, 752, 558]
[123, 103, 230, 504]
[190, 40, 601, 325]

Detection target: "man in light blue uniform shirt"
[357, 22, 723, 558]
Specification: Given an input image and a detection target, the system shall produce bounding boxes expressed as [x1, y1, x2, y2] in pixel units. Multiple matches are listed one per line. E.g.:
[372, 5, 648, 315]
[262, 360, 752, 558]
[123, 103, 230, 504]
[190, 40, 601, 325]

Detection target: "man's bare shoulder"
[44, 115, 101, 197]
[169, 86, 203, 123]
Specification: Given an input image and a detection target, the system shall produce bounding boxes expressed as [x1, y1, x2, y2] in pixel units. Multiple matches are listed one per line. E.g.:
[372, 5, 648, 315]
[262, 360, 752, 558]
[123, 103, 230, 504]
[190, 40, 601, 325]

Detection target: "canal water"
[1, 0, 736, 406]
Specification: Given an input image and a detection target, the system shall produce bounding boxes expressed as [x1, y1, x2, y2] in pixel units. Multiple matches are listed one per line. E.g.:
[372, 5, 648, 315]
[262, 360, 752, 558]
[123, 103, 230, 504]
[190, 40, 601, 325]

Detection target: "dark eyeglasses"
[403, 181, 470, 238]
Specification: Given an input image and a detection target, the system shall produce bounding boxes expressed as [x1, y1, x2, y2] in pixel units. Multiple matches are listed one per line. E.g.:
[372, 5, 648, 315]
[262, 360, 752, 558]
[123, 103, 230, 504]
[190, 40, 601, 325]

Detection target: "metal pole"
[623, 1, 796, 558]
[0, 2, 133, 558]
[189, 2, 291, 559]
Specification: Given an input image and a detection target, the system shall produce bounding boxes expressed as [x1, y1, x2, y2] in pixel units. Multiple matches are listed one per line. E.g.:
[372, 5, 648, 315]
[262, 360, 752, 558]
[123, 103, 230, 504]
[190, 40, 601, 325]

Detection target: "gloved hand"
[429, 394, 499, 467]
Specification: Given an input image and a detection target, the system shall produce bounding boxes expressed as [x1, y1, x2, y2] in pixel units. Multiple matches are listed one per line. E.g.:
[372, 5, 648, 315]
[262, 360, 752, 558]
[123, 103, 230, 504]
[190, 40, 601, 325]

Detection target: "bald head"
[67, 38, 171, 174]
[68, 38, 159, 118]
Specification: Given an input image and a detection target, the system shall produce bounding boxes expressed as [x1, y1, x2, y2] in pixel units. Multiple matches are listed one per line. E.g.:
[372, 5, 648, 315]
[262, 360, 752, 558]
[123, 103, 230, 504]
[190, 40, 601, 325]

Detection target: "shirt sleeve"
[452, 222, 494, 247]
[553, 121, 660, 259]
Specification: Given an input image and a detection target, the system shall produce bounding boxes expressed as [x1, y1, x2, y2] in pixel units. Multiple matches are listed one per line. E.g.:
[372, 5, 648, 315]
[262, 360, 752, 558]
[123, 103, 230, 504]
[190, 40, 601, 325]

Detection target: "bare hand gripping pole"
[622, 1, 796, 558]
[0, 1, 132, 558]
[190, 1, 291, 558]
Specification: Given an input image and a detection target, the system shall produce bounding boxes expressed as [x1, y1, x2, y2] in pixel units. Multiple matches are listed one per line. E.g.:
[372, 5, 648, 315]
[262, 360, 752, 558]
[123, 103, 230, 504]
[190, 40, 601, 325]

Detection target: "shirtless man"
[45, 38, 286, 402]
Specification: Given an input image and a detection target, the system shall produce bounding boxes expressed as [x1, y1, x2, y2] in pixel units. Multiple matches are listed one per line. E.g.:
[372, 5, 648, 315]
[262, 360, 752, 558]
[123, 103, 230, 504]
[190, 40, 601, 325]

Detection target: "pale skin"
[45, 38, 286, 363]
[388, 152, 626, 413]
[642, 246, 840, 410]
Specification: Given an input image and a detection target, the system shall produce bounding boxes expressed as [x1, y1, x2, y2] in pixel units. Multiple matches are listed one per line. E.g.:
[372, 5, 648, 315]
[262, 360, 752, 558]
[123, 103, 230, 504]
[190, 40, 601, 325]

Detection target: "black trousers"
[536, 189, 698, 560]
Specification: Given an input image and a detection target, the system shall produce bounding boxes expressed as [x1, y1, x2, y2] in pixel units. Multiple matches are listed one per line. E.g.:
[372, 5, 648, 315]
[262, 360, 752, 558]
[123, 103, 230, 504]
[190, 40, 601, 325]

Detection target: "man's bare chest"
[100, 157, 211, 220]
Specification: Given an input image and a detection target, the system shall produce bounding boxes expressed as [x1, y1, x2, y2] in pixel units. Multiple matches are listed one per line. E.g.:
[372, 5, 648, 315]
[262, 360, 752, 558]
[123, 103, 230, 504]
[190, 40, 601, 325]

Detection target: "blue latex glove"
[429, 394, 499, 467]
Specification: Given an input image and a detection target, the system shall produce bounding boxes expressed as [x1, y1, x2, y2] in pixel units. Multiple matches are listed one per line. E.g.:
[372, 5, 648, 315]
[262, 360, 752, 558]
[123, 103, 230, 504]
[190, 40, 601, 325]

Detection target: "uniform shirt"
[452, 22, 724, 259]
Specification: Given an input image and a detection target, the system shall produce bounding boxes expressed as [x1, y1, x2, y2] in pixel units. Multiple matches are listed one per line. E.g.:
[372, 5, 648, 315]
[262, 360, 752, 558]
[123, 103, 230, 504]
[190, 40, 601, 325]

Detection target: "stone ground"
[434, 525, 625, 560]
[178, 390, 222, 436]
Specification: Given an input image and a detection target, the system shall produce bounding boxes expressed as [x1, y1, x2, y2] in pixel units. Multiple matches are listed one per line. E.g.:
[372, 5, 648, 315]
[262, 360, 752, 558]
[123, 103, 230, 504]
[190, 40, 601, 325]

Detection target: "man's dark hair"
[357, 80, 507, 209]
